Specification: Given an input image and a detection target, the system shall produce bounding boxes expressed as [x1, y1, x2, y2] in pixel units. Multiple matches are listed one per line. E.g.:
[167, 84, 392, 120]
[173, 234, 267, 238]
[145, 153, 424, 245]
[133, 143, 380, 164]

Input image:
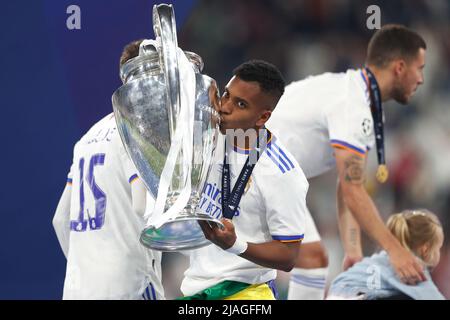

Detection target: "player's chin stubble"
[391, 85, 410, 105]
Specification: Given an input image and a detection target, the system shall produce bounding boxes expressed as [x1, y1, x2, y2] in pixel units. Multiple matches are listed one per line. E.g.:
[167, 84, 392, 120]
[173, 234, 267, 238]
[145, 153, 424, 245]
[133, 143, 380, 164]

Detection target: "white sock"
[287, 267, 328, 300]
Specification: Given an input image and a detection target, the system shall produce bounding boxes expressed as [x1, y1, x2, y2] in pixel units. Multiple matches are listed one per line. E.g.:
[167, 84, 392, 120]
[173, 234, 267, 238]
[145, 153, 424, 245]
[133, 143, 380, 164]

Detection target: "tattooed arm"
[336, 179, 363, 270]
[334, 148, 425, 284]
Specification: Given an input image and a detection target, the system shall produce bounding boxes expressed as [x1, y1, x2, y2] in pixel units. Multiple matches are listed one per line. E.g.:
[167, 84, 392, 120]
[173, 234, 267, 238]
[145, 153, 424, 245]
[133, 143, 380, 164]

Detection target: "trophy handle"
[153, 4, 180, 139]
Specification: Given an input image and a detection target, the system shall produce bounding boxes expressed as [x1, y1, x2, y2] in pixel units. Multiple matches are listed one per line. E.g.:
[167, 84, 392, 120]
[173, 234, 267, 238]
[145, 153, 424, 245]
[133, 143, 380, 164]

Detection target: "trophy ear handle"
[139, 39, 159, 56]
[153, 4, 181, 138]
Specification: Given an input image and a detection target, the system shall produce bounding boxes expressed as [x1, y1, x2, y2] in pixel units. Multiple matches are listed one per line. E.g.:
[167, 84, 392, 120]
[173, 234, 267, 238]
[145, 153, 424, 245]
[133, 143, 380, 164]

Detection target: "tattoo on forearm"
[344, 155, 365, 184]
[350, 228, 358, 246]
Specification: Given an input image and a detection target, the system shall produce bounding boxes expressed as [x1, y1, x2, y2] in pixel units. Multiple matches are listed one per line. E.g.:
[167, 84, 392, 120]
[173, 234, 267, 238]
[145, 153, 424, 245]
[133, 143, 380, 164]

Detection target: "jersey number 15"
[70, 153, 106, 232]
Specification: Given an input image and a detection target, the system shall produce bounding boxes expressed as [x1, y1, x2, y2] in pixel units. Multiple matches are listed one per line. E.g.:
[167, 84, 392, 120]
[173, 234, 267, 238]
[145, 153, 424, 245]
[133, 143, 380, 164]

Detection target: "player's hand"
[388, 246, 426, 285]
[198, 218, 237, 250]
[342, 253, 363, 271]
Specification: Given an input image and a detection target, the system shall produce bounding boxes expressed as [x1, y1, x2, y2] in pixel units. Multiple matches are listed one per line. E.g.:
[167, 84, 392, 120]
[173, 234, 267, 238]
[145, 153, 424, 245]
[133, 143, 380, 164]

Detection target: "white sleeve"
[52, 169, 73, 259]
[131, 178, 147, 217]
[261, 165, 309, 243]
[115, 135, 149, 216]
[327, 95, 374, 156]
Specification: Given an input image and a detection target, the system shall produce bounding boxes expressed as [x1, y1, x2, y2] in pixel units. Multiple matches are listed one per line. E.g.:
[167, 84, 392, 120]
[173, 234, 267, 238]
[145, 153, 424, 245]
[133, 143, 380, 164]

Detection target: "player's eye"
[237, 101, 246, 109]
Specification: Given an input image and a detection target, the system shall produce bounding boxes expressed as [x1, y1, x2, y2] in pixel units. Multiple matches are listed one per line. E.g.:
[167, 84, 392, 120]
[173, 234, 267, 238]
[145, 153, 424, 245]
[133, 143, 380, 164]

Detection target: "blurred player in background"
[52, 40, 164, 300]
[267, 24, 427, 299]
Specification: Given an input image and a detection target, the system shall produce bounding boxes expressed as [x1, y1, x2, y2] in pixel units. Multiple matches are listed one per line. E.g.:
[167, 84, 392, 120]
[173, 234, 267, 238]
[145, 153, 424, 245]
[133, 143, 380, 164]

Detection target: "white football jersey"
[267, 69, 375, 179]
[181, 132, 308, 296]
[63, 113, 163, 300]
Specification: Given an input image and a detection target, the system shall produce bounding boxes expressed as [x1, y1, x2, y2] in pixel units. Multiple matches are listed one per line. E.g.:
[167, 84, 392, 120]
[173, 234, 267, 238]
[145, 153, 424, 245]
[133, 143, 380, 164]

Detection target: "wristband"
[225, 238, 248, 255]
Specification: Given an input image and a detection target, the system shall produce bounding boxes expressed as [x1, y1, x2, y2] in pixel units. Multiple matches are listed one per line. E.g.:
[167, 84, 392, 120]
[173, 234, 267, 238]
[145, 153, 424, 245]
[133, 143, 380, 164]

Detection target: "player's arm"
[198, 219, 300, 272]
[336, 180, 363, 270]
[240, 239, 300, 272]
[199, 160, 307, 273]
[334, 147, 425, 284]
[52, 183, 72, 259]
[130, 175, 147, 217]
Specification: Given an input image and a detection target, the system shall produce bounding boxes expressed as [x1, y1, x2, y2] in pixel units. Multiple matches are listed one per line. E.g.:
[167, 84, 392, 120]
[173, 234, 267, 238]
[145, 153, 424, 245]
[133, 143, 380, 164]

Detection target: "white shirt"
[63, 113, 163, 300]
[181, 132, 308, 296]
[267, 69, 375, 179]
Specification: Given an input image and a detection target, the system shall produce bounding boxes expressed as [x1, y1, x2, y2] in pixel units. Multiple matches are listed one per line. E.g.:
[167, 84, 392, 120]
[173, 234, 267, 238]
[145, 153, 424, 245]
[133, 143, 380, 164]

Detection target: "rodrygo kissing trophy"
[112, 3, 223, 251]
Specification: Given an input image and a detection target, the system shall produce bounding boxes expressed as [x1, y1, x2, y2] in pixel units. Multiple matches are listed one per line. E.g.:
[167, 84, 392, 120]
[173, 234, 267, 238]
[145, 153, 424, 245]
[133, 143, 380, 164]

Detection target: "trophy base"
[140, 212, 224, 251]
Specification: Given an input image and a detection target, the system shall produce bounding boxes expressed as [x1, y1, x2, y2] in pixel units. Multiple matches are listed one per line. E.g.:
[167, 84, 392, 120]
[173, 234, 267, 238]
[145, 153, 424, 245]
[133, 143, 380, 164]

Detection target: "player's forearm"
[52, 216, 68, 256]
[130, 178, 147, 216]
[337, 183, 362, 256]
[53, 185, 72, 258]
[240, 241, 300, 272]
[341, 183, 402, 253]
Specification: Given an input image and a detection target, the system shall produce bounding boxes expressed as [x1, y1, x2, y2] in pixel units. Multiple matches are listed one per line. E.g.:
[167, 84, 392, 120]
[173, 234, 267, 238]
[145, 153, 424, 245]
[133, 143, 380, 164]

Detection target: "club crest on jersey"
[362, 118, 373, 136]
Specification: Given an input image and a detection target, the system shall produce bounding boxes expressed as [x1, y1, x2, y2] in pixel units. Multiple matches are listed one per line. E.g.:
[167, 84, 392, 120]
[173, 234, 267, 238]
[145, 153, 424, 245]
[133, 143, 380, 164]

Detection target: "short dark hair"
[120, 39, 144, 67]
[366, 24, 426, 68]
[232, 60, 285, 105]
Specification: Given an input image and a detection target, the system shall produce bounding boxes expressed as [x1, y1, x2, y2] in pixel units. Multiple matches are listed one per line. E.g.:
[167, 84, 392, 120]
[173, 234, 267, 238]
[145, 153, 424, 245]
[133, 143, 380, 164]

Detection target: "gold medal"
[376, 164, 389, 183]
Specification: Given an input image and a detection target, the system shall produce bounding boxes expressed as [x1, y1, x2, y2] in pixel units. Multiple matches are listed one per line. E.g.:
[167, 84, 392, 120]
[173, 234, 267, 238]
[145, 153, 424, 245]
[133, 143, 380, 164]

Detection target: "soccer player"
[52, 40, 164, 300]
[267, 24, 427, 299]
[180, 60, 309, 300]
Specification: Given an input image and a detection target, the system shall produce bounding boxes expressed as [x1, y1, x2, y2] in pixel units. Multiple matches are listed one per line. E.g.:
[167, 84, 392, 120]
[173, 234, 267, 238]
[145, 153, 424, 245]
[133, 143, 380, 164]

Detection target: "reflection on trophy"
[111, 3, 223, 251]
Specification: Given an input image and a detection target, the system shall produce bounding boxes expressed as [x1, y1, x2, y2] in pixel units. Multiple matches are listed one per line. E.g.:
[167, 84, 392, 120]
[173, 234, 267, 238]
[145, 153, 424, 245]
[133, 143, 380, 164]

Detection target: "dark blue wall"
[0, 0, 195, 299]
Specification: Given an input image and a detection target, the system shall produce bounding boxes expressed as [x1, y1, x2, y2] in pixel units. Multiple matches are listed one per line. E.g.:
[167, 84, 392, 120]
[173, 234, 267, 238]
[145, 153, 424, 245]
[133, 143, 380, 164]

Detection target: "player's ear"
[256, 110, 272, 127]
[393, 59, 406, 77]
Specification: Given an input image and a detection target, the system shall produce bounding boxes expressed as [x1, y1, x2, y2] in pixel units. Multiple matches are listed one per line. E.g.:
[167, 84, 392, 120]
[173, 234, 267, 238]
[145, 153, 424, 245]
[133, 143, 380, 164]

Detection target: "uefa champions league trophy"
[112, 3, 223, 251]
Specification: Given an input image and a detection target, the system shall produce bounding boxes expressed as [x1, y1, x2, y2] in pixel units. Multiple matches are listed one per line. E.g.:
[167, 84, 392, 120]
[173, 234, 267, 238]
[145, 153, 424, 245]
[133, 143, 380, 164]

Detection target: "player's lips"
[218, 116, 225, 128]
[219, 113, 227, 124]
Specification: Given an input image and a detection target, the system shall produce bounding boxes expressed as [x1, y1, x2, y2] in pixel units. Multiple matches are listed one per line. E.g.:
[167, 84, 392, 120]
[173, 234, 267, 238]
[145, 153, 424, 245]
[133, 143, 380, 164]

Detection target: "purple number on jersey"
[70, 158, 88, 231]
[70, 153, 107, 232]
[87, 154, 106, 230]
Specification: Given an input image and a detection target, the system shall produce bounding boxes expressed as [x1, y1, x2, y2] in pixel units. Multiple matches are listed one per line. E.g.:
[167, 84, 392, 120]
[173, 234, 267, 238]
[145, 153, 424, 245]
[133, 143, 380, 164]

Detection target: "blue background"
[0, 0, 195, 299]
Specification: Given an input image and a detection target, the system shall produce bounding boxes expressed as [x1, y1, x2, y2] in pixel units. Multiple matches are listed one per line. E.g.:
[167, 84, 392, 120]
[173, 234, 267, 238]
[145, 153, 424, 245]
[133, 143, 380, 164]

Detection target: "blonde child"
[328, 209, 445, 300]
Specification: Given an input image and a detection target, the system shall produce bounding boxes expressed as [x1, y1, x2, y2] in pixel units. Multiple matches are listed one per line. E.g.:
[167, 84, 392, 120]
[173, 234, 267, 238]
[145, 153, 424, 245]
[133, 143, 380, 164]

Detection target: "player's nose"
[418, 76, 424, 86]
[418, 72, 424, 85]
[219, 98, 233, 114]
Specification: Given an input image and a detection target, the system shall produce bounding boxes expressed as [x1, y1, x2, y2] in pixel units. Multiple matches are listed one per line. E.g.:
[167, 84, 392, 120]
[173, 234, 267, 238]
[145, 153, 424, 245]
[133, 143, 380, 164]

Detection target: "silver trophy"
[112, 3, 223, 251]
